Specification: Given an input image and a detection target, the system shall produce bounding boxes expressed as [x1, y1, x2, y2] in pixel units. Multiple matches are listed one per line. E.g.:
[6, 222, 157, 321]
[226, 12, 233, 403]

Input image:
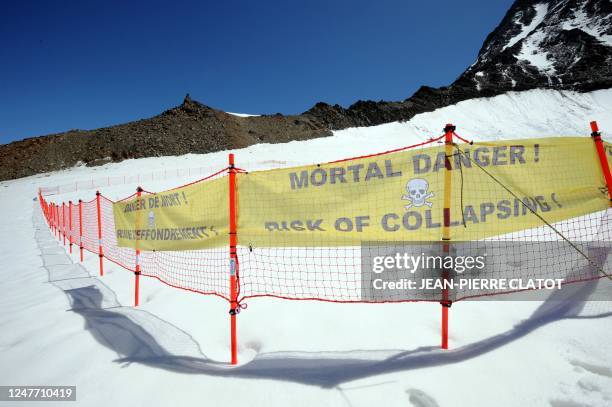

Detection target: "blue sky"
[0, 0, 513, 144]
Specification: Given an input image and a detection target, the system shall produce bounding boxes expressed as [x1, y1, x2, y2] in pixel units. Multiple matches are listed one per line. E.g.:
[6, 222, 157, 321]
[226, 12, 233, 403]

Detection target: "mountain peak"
[453, 0, 612, 94]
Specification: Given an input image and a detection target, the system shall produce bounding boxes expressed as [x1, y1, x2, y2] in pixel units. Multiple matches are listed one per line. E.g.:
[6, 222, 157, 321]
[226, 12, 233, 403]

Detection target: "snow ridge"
[503, 3, 549, 51]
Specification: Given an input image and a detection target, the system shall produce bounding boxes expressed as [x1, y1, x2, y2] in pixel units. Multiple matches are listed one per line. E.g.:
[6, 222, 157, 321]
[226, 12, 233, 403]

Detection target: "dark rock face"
[455, 0, 612, 95]
[1, 0, 610, 181]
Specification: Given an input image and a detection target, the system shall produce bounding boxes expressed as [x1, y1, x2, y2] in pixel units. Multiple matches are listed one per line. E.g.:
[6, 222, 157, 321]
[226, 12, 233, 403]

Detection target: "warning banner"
[113, 177, 228, 250]
[237, 137, 609, 247]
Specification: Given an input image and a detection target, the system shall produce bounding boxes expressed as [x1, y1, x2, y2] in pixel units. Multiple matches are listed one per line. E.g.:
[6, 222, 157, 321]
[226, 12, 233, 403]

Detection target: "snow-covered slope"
[1, 89, 612, 407]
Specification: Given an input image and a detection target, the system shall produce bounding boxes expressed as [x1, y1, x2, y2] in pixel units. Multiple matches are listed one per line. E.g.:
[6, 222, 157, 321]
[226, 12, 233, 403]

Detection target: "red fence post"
[590, 121, 612, 207]
[50, 203, 54, 234]
[441, 123, 455, 350]
[78, 199, 84, 262]
[96, 191, 104, 276]
[134, 187, 143, 307]
[68, 201, 73, 254]
[228, 153, 239, 365]
[62, 202, 66, 246]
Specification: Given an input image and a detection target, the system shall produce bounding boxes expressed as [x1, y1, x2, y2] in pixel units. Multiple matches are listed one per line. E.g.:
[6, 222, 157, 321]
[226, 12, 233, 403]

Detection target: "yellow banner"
[236, 137, 609, 247]
[604, 141, 612, 172]
[113, 177, 229, 250]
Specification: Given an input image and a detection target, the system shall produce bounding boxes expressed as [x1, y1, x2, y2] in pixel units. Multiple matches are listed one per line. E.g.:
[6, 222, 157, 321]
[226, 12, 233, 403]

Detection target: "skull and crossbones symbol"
[402, 178, 434, 209]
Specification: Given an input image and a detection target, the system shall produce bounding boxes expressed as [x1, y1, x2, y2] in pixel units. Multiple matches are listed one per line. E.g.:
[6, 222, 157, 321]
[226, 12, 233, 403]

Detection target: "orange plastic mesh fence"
[38, 133, 612, 305]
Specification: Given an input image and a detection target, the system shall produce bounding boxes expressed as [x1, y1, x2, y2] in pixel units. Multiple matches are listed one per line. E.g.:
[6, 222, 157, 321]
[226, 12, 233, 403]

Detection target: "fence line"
[40, 159, 304, 196]
[38, 122, 612, 365]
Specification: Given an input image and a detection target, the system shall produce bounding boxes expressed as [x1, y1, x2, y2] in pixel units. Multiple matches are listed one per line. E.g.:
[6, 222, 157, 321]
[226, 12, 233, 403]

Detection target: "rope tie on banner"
[452, 131, 473, 145]
[229, 301, 248, 315]
[229, 260, 246, 314]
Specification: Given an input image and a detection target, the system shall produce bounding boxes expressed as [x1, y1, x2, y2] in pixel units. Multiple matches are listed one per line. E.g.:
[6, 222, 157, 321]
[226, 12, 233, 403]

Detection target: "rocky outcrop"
[0, 97, 331, 180]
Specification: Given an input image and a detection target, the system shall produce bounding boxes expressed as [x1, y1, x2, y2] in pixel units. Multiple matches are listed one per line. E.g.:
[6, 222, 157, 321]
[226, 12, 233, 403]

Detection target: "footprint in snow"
[405, 388, 439, 407]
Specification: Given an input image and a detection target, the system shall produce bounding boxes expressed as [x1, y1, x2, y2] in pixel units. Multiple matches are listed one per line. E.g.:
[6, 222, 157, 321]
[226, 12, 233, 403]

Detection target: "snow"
[511, 0, 612, 75]
[2, 88, 612, 406]
[227, 112, 260, 117]
[333, 89, 612, 153]
[561, 3, 612, 47]
[502, 3, 549, 51]
[474, 72, 484, 91]
[517, 29, 556, 75]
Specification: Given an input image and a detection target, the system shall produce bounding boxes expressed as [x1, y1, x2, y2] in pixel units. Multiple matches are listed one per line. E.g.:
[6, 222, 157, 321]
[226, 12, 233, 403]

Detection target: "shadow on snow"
[35, 206, 612, 388]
